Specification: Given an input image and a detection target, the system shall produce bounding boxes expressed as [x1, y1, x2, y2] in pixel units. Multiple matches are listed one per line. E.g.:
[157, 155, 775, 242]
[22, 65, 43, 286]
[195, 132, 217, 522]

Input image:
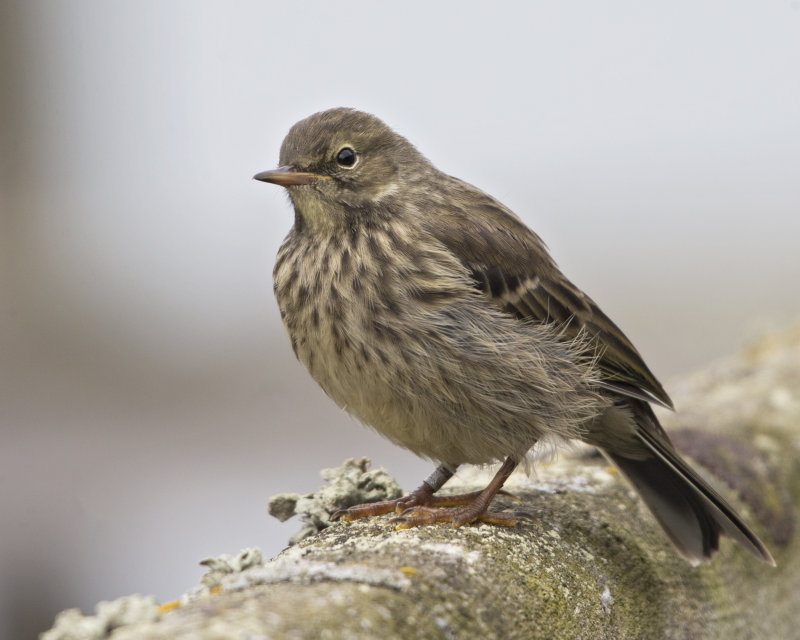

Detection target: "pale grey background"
[2, 1, 799, 637]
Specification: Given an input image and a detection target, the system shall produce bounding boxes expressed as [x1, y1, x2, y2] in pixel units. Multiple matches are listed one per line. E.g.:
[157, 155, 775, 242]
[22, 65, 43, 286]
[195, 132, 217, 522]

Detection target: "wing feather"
[423, 175, 673, 409]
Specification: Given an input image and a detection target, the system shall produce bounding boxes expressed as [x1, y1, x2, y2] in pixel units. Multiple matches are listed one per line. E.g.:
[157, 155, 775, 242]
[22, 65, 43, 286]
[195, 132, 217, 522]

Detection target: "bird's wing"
[421, 176, 673, 409]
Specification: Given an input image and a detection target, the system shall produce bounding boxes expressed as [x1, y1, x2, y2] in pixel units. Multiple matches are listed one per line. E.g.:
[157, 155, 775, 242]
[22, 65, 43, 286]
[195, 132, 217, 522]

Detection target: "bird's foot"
[389, 505, 531, 529]
[332, 457, 525, 528]
[330, 487, 519, 522]
[330, 482, 438, 522]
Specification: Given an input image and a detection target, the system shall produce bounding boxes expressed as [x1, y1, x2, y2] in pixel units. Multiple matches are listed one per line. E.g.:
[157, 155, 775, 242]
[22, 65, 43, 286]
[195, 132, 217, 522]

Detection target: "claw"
[497, 488, 521, 503]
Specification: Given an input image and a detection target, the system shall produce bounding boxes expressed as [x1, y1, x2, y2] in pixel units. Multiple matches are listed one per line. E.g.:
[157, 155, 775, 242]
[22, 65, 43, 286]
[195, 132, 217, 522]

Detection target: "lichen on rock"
[267, 457, 403, 544]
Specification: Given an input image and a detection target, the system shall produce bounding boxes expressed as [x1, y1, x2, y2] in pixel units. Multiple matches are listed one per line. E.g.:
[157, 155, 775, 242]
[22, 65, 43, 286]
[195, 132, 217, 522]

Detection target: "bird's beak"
[253, 165, 327, 187]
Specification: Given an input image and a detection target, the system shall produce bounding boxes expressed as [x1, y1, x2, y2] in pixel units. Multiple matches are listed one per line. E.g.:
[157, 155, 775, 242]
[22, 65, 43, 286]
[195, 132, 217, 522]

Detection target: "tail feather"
[602, 406, 775, 566]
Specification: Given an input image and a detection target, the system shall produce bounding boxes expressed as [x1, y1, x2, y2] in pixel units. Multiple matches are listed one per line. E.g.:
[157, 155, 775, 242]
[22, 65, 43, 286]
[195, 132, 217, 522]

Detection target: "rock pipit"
[255, 108, 773, 565]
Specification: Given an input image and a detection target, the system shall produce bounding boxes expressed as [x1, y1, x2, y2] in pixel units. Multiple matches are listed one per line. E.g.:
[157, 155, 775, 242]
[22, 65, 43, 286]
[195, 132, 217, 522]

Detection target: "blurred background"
[1, 1, 798, 637]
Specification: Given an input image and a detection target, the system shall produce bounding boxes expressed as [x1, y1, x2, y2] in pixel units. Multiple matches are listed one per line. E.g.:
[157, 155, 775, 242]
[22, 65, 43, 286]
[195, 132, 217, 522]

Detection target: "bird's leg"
[390, 457, 523, 528]
[330, 463, 459, 521]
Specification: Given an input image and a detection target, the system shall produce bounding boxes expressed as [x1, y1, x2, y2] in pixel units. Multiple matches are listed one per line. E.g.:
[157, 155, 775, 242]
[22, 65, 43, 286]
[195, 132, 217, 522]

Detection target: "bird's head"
[254, 108, 428, 230]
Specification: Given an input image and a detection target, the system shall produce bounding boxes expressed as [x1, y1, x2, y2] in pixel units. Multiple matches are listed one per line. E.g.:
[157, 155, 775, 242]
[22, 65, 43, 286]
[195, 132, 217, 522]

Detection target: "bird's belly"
[287, 297, 462, 461]
[272, 243, 432, 455]
[276, 288, 553, 465]
[273, 235, 603, 465]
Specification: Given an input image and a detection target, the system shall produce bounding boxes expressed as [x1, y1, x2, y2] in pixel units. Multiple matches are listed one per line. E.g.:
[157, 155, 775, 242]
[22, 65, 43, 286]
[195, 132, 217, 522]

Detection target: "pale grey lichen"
[199, 547, 263, 589]
[267, 457, 403, 544]
[40, 594, 159, 640]
[600, 585, 614, 614]
[219, 557, 412, 592]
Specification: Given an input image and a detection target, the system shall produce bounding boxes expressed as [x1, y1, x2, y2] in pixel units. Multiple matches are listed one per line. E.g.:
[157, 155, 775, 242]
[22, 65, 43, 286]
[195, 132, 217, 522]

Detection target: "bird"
[254, 107, 774, 565]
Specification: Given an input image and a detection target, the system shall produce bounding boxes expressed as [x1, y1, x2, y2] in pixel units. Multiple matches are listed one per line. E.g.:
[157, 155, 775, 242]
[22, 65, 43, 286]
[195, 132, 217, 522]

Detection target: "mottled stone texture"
[43, 325, 800, 639]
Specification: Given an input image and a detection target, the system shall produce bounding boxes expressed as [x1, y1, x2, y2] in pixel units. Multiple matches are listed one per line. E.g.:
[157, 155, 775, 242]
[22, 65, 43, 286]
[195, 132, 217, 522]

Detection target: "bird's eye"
[336, 147, 357, 168]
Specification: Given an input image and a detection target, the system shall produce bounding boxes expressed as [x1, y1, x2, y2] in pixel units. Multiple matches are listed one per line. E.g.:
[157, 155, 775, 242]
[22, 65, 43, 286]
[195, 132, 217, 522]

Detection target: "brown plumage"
[255, 107, 774, 565]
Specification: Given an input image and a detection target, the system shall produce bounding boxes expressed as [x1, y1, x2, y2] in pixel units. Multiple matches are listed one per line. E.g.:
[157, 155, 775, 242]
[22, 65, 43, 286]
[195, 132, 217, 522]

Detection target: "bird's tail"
[601, 404, 774, 566]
